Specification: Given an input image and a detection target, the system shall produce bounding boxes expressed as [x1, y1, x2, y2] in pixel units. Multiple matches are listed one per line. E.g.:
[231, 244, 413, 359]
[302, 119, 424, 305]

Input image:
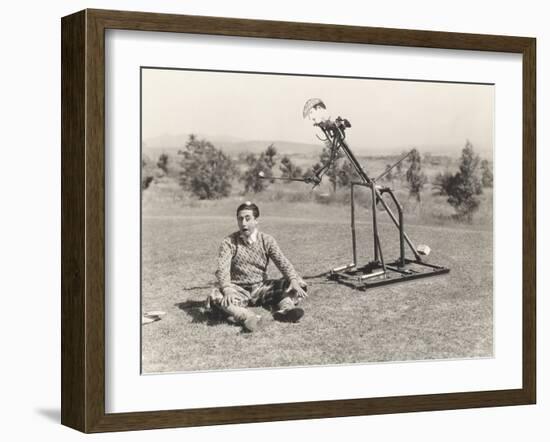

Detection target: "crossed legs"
[207, 278, 306, 331]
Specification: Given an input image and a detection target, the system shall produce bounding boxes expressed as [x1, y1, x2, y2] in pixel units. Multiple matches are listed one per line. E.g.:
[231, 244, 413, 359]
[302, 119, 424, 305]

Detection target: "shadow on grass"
[175, 300, 229, 326]
[175, 300, 278, 335]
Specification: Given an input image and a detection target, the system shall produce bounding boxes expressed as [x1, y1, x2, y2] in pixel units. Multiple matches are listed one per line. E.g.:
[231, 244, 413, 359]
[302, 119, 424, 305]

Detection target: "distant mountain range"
[142, 134, 323, 158]
[142, 133, 489, 160]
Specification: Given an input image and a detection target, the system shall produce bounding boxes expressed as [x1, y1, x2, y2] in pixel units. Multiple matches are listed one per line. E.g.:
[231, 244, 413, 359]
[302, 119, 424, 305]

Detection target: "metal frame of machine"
[275, 99, 451, 288]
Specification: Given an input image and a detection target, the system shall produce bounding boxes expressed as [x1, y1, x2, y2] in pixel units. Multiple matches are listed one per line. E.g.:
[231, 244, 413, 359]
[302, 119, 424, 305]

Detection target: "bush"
[303, 143, 361, 191]
[240, 144, 278, 193]
[157, 153, 169, 174]
[279, 155, 303, 181]
[177, 135, 236, 199]
[433, 141, 483, 221]
[405, 148, 428, 202]
[141, 154, 164, 190]
[337, 160, 361, 188]
[303, 142, 342, 192]
[481, 159, 493, 188]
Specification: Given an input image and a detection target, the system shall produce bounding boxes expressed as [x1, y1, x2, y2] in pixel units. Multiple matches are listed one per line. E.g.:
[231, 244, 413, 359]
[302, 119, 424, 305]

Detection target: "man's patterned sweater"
[215, 231, 298, 289]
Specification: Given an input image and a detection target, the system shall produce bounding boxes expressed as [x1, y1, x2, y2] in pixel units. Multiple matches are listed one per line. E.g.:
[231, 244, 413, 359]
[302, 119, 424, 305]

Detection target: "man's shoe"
[243, 314, 263, 332]
[273, 307, 304, 323]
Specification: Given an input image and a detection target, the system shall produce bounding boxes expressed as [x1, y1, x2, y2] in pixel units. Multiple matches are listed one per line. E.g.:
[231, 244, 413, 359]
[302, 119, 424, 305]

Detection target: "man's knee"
[256, 278, 307, 307]
[207, 287, 249, 313]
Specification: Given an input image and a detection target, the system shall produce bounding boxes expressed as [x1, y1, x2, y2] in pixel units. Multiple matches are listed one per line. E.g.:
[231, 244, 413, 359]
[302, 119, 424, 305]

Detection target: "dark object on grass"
[273, 307, 304, 323]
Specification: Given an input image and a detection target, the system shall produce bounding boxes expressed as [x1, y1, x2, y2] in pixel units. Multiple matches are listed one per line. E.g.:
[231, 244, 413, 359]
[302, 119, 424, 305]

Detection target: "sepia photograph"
[140, 67, 494, 374]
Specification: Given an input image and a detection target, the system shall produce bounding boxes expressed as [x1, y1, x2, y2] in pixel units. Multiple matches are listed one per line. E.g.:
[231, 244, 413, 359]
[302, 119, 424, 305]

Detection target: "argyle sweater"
[215, 231, 298, 289]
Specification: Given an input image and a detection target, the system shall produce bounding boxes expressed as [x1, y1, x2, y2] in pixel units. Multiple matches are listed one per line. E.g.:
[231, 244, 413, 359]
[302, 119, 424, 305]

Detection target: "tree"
[302, 162, 322, 185]
[303, 143, 361, 189]
[433, 141, 483, 221]
[264, 144, 277, 169]
[279, 155, 303, 181]
[395, 151, 407, 179]
[304, 142, 346, 192]
[481, 159, 493, 188]
[383, 164, 394, 183]
[240, 144, 278, 193]
[177, 134, 236, 199]
[336, 160, 360, 188]
[157, 153, 169, 174]
[320, 143, 340, 192]
[405, 148, 428, 202]
[142, 154, 162, 190]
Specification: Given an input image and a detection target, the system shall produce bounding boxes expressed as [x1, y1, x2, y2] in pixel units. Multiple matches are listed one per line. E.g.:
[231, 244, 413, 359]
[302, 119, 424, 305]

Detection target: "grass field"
[141, 194, 493, 373]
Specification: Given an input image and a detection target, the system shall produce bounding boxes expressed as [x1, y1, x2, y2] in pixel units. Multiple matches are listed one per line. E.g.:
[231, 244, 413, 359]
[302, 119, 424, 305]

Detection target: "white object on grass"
[417, 245, 431, 256]
[142, 311, 166, 325]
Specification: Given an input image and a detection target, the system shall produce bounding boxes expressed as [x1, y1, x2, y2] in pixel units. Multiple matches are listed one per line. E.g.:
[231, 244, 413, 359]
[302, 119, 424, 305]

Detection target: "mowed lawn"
[141, 204, 492, 373]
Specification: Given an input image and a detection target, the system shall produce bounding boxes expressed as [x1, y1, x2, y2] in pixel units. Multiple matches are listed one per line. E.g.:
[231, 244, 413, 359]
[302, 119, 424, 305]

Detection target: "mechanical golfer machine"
[264, 99, 450, 289]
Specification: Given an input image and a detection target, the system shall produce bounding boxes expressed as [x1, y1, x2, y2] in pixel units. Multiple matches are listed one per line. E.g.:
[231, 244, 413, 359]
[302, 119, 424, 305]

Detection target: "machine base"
[329, 259, 450, 289]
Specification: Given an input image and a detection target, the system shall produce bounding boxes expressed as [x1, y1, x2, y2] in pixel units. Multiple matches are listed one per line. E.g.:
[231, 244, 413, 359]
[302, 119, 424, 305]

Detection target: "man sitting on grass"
[207, 201, 308, 332]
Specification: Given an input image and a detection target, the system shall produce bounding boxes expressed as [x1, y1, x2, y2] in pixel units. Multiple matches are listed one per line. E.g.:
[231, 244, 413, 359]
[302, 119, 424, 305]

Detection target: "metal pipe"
[258, 175, 312, 183]
[350, 183, 357, 266]
[371, 181, 379, 262]
[337, 138, 372, 185]
[331, 263, 356, 273]
[375, 194, 421, 261]
[370, 185, 387, 273]
[398, 202, 405, 267]
[386, 265, 413, 274]
[374, 150, 413, 182]
[358, 270, 385, 280]
[384, 189, 406, 266]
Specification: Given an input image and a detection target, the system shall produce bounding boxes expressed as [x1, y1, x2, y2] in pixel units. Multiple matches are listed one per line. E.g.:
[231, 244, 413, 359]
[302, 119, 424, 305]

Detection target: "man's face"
[237, 209, 258, 238]
[308, 104, 329, 124]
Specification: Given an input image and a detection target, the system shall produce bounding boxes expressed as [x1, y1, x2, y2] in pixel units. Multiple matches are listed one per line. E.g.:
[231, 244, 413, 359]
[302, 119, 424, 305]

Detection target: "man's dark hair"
[236, 201, 260, 218]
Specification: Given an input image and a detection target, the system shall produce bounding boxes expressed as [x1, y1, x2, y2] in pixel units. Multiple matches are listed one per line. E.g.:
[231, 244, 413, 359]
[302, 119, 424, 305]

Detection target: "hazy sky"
[142, 68, 494, 156]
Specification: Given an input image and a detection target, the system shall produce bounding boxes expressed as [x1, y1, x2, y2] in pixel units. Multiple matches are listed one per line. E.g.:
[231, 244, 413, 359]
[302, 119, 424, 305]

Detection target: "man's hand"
[222, 287, 239, 307]
[286, 278, 308, 299]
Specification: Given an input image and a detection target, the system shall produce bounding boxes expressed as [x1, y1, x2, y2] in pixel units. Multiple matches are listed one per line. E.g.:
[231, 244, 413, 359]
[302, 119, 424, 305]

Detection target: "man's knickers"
[206, 278, 304, 312]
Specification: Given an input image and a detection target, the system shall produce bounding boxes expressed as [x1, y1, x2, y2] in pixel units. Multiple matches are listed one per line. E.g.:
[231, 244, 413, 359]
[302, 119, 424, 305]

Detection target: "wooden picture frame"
[61, 9, 536, 433]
